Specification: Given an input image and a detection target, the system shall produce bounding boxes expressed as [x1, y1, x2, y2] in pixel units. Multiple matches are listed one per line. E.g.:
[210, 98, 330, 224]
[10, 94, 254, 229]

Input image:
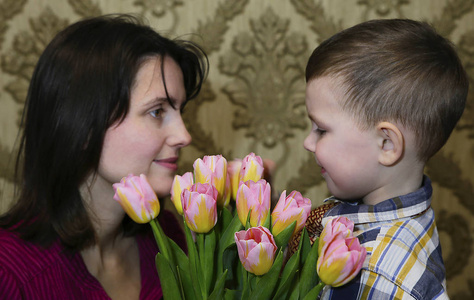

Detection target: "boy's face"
[303, 76, 383, 201]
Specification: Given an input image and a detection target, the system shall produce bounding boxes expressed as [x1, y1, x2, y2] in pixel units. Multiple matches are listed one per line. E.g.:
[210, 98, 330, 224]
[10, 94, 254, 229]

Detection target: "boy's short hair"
[306, 19, 469, 162]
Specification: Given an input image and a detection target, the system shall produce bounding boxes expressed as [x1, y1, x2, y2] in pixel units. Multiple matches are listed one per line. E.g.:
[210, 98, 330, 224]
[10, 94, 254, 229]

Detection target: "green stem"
[313, 281, 325, 296]
[150, 218, 171, 262]
[197, 233, 207, 299]
[241, 265, 249, 298]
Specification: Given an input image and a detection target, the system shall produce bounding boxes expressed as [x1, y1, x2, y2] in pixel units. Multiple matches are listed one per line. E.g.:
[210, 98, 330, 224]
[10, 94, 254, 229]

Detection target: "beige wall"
[0, 0, 473, 298]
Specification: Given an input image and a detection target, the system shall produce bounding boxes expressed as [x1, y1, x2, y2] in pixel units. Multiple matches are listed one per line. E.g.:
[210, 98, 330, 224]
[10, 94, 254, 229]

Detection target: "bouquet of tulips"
[112, 153, 366, 299]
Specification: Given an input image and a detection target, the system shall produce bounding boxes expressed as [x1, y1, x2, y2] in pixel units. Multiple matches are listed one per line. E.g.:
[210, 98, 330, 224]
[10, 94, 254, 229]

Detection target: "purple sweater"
[0, 210, 185, 299]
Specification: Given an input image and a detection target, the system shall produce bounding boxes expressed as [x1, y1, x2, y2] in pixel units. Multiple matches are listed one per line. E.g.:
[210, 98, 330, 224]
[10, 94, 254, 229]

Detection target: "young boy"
[303, 19, 468, 299]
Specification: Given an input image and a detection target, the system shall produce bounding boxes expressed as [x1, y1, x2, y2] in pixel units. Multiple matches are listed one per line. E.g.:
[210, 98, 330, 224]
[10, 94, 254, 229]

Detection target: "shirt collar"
[323, 175, 432, 225]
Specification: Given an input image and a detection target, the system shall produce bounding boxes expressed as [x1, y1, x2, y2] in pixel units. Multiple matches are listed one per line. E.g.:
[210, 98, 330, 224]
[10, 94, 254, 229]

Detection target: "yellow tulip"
[317, 217, 366, 287]
[193, 155, 228, 208]
[170, 172, 194, 215]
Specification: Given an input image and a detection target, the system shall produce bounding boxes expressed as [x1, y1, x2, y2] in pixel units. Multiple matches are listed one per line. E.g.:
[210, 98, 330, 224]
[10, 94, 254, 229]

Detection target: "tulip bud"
[222, 173, 231, 207]
[236, 179, 271, 227]
[113, 174, 160, 223]
[271, 190, 311, 237]
[170, 172, 194, 215]
[318, 216, 354, 255]
[193, 155, 228, 208]
[317, 217, 366, 287]
[234, 226, 277, 276]
[228, 159, 243, 200]
[240, 153, 264, 184]
[181, 183, 218, 233]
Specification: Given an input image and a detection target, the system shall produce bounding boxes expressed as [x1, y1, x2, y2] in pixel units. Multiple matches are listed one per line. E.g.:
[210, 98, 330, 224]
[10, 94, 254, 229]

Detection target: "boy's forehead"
[306, 76, 346, 105]
[305, 77, 347, 120]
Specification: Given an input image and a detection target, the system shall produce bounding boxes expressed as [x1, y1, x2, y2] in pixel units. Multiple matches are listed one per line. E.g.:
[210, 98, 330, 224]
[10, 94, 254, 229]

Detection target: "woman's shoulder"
[0, 228, 37, 257]
[0, 228, 64, 281]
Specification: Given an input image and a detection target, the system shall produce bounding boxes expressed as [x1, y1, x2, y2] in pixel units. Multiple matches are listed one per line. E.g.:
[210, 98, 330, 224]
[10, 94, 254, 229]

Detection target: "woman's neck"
[80, 174, 127, 248]
[79, 174, 142, 299]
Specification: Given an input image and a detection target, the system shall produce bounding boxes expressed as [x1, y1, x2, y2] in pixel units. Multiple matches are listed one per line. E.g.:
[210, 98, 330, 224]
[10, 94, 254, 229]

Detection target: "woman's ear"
[377, 122, 404, 166]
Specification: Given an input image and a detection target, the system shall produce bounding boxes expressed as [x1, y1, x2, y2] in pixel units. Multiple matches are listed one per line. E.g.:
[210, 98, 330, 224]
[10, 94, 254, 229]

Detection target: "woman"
[0, 14, 208, 299]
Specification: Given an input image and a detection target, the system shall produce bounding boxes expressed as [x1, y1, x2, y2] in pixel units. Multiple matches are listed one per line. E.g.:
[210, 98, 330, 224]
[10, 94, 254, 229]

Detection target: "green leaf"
[224, 289, 238, 300]
[184, 220, 203, 299]
[168, 236, 189, 271]
[299, 237, 320, 297]
[262, 209, 271, 230]
[248, 272, 257, 292]
[166, 239, 195, 299]
[236, 256, 244, 289]
[155, 253, 183, 300]
[245, 208, 252, 230]
[248, 250, 284, 300]
[217, 211, 243, 275]
[273, 220, 297, 249]
[299, 228, 312, 265]
[208, 269, 228, 300]
[204, 228, 217, 294]
[273, 247, 301, 299]
[176, 263, 195, 300]
[222, 246, 239, 287]
[302, 282, 325, 300]
[288, 279, 300, 300]
[220, 207, 233, 234]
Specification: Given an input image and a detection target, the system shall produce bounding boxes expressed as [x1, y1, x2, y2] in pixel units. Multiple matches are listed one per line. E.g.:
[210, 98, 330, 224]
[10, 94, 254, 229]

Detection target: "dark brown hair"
[306, 19, 469, 161]
[0, 14, 208, 251]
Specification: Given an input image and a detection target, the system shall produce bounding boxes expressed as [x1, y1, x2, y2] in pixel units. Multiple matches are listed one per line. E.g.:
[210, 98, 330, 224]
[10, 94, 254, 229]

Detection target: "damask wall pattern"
[0, 0, 472, 298]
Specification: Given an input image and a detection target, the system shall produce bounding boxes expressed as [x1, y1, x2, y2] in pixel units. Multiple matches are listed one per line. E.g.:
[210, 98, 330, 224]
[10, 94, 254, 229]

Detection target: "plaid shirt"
[320, 176, 448, 300]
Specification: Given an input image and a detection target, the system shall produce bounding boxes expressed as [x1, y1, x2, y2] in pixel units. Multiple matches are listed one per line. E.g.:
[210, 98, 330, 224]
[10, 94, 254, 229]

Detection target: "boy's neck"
[362, 162, 425, 206]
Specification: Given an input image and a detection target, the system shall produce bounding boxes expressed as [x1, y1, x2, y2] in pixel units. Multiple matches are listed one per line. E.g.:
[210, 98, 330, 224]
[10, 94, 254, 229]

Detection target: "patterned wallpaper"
[0, 0, 473, 298]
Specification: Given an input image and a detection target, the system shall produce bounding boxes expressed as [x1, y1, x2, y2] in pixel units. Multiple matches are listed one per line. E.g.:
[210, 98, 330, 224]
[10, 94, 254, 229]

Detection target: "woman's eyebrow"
[142, 97, 166, 109]
[142, 96, 183, 110]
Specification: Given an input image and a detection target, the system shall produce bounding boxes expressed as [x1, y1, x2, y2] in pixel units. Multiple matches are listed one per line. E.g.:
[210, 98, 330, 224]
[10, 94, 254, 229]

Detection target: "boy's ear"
[376, 122, 404, 166]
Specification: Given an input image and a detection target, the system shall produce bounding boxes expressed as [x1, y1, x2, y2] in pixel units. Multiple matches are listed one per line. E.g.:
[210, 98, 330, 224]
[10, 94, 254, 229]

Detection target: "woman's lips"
[154, 157, 178, 171]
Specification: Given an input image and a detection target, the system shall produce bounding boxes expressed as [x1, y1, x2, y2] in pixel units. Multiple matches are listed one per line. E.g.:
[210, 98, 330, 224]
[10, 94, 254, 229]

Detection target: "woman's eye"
[150, 108, 164, 119]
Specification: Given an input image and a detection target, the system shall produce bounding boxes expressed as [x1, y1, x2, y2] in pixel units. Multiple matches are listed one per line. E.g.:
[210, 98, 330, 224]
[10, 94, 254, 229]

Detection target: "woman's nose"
[169, 115, 192, 148]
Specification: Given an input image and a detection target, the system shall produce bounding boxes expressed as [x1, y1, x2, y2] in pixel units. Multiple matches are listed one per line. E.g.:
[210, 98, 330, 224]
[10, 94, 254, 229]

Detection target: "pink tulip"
[193, 155, 228, 208]
[112, 174, 160, 223]
[228, 159, 243, 200]
[222, 173, 231, 207]
[236, 179, 271, 227]
[239, 153, 264, 184]
[317, 217, 366, 287]
[271, 190, 312, 237]
[234, 226, 277, 275]
[170, 172, 194, 215]
[181, 183, 218, 233]
[318, 216, 354, 255]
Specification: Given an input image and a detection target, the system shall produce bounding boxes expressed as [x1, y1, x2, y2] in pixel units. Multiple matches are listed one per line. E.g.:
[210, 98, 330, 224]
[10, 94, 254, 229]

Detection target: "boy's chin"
[329, 189, 360, 203]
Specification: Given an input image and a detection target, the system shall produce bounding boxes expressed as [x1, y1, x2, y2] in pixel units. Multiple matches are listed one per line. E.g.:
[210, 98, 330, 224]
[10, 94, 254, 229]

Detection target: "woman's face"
[98, 56, 192, 197]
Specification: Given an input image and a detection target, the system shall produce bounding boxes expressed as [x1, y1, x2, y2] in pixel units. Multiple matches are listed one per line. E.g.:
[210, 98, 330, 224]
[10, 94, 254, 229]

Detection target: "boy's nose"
[303, 133, 316, 152]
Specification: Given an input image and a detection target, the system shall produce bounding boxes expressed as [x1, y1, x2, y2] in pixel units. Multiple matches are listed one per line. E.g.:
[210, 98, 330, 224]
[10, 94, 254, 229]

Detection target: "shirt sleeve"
[0, 266, 22, 300]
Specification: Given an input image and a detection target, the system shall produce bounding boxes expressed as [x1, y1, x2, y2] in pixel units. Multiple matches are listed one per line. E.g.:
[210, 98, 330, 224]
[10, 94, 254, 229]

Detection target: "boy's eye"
[316, 128, 326, 135]
[150, 108, 164, 119]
